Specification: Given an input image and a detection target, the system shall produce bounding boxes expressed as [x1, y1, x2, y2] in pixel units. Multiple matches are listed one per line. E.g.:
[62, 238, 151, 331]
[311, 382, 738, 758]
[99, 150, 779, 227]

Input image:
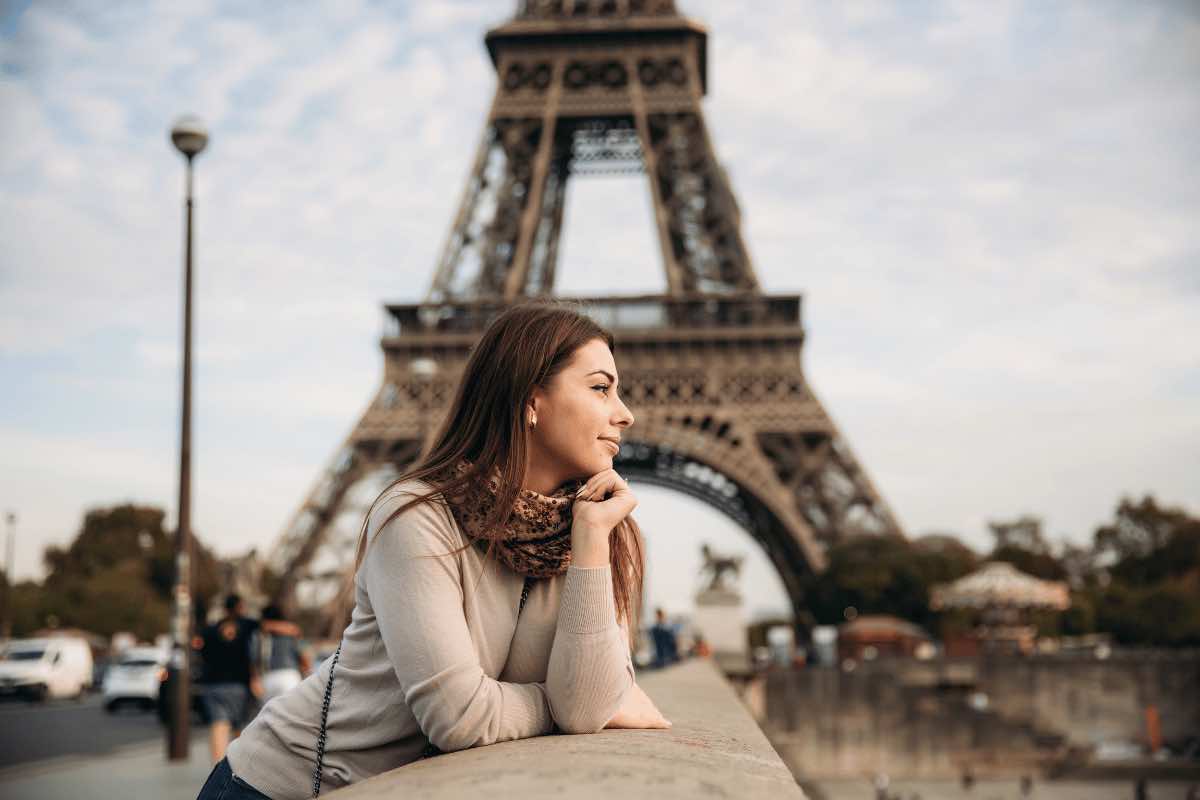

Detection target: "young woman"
[197, 301, 671, 800]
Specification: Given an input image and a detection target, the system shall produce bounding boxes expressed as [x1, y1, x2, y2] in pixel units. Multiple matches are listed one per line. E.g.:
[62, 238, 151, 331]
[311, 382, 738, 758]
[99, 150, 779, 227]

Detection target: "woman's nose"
[615, 397, 634, 428]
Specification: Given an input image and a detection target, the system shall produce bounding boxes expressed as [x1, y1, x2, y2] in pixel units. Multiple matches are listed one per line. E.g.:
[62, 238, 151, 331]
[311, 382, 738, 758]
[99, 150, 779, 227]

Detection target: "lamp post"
[167, 115, 207, 761]
[1, 512, 15, 641]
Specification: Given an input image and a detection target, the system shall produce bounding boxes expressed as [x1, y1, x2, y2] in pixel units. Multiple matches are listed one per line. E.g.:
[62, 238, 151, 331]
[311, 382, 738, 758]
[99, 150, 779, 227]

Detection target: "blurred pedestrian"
[961, 767, 975, 792]
[251, 605, 312, 703]
[199, 594, 301, 763]
[650, 607, 678, 668]
[199, 594, 259, 764]
[873, 771, 889, 800]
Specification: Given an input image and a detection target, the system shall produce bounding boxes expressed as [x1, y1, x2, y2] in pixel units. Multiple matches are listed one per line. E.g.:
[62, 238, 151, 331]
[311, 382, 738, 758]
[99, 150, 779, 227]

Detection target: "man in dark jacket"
[199, 594, 301, 764]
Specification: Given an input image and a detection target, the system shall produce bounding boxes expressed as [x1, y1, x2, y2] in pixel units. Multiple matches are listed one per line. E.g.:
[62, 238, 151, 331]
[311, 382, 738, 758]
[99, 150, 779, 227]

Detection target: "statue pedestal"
[692, 587, 746, 657]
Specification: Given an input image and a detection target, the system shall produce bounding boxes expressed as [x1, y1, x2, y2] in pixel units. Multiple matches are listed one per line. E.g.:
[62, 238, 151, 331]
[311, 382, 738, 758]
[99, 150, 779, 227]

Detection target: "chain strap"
[310, 575, 535, 797]
[311, 641, 342, 798]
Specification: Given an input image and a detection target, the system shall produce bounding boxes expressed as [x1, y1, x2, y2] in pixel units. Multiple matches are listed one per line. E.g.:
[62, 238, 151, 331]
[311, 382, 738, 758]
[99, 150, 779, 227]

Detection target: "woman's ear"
[527, 387, 545, 417]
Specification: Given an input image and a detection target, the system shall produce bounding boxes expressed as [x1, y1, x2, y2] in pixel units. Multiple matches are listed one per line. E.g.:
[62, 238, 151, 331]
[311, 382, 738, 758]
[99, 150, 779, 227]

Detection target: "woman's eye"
[592, 384, 610, 395]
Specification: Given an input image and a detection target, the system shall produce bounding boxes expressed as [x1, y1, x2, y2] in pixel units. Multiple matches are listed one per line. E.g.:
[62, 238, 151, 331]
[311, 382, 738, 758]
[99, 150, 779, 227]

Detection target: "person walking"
[199, 594, 302, 764]
[198, 594, 259, 764]
[196, 302, 670, 799]
[250, 605, 312, 703]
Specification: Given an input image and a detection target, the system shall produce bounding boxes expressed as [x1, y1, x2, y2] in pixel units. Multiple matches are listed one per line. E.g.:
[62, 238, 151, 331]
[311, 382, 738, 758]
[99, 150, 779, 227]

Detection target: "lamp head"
[170, 115, 208, 159]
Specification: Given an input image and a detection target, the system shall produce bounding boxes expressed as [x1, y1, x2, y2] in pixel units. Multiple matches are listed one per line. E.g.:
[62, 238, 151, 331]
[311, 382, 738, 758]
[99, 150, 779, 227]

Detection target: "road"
[0, 693, 208, 769]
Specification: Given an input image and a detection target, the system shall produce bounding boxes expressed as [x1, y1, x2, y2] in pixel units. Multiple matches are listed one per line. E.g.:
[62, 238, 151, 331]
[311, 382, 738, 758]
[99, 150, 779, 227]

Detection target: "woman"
[197, 301, 671, 800]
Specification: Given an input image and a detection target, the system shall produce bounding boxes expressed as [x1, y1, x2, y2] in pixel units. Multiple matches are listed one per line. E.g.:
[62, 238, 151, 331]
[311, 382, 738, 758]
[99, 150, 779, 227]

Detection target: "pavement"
[0, 737, 215, 800]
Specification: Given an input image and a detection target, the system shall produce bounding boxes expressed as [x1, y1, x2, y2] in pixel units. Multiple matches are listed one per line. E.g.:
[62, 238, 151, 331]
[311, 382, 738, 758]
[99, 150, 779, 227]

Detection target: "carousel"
[931, 561, 1070, 655]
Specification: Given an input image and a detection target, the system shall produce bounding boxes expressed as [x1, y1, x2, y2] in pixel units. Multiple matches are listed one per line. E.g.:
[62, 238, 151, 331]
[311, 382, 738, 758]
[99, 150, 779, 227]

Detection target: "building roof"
[839, 614, 931, 641]
[931, 561, 1070, 611]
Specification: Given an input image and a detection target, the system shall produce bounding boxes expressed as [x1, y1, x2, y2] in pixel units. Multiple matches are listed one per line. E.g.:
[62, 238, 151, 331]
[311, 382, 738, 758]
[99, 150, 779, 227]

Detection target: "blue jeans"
[196, 756, 272, 800]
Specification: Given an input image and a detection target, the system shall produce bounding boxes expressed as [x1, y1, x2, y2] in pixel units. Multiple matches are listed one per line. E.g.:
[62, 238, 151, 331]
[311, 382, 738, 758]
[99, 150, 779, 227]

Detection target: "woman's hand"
[604, 682, 671, 730]
[570, 469, 638, 567]
[572, 468, 637, 532]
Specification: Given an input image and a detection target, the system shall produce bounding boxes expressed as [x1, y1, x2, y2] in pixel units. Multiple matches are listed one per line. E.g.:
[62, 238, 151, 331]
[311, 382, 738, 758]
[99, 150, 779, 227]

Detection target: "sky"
[1, 0, 1198, 620]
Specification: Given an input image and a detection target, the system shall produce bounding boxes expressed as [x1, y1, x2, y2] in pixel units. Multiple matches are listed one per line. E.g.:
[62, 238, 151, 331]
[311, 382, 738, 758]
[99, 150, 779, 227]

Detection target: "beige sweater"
[226, 480, 635, 799]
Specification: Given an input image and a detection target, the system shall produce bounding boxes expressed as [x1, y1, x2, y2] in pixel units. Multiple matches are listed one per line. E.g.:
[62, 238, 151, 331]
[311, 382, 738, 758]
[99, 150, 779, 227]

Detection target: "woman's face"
[525, 337, 634, 492]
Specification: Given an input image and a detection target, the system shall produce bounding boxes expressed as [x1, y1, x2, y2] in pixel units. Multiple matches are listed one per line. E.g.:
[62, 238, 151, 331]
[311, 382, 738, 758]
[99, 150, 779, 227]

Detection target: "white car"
[103, 646, 168, 712]
[0, 637, 94, 701]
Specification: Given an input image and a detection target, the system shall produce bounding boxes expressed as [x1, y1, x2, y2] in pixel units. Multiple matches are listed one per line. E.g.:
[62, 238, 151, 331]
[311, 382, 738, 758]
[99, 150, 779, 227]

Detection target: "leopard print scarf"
[440, 459, 585, 578]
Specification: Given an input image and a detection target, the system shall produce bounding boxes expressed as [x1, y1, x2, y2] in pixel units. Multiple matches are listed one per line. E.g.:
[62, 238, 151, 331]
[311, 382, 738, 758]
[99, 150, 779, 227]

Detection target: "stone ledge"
[330, 658, 806, 799]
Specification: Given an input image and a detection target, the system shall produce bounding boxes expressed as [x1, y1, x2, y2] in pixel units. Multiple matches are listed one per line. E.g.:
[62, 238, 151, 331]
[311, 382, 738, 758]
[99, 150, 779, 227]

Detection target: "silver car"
[102, 646, 168, 712]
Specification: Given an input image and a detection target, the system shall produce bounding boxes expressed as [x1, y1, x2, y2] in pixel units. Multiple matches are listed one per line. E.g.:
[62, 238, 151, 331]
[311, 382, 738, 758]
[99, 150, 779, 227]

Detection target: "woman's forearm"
[545, 564, 635, 733]
[570, 524, 611, 567]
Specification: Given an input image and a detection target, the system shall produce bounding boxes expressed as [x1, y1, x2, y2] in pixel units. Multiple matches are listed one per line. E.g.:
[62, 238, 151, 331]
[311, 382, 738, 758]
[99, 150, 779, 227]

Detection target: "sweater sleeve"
[545, 565, 636, 734]
[361, 491, 556, 752]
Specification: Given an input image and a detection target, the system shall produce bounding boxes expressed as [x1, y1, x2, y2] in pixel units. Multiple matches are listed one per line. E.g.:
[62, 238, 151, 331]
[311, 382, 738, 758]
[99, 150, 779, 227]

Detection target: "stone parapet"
[329, 658, 806, 799]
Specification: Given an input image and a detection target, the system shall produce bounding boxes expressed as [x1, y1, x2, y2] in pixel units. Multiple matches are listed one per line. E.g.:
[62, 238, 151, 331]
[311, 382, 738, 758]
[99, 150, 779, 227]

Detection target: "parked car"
[0, 637, 94, 701]
[103, 646, 168, 712]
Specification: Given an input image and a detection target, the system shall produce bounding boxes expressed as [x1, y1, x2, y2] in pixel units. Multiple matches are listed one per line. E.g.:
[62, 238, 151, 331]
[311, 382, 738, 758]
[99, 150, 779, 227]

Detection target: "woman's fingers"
[574, 469, 628, 502]
[571, 469, 638, 532]
[603, 682, 672, 730]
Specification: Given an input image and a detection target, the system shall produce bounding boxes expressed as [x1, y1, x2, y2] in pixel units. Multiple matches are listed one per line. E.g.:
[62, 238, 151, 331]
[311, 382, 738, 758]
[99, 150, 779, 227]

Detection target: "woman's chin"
[582, 454, 613, 475]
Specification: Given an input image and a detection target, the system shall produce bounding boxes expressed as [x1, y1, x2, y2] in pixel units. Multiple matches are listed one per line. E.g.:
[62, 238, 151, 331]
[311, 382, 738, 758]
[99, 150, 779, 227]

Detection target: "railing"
[383, 294, 802, 339]
[328, 658, 807, 799]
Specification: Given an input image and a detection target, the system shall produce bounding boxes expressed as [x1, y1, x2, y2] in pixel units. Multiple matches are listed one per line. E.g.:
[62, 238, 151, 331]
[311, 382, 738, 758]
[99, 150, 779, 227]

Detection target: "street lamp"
[167, 114, 207, 761]
[1, 512, 15, 641]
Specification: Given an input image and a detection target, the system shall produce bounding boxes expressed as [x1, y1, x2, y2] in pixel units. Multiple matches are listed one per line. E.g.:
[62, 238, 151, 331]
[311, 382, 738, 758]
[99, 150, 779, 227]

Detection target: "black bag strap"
[311, 575, 535, 797]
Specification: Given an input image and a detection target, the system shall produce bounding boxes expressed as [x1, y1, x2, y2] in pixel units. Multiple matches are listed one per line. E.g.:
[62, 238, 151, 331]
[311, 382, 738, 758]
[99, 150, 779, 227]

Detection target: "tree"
[30, 504, 223, 641]
[1095, 496, 1200, 585]
[988, 515, 1051, 555]
[986, 514, 1067, 580]
[801, 533, 978, 632]
[1094, 575, 1200, 646]
[1082, 495, 1200, 645]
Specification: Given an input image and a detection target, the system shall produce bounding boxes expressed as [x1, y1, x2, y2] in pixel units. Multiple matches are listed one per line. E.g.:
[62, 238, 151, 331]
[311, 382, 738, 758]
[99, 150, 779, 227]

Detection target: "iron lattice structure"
[268, 1, 905, 634]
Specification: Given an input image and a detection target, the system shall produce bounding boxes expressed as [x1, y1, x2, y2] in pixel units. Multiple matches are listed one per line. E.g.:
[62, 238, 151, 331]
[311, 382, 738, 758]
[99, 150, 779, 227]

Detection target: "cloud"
[1, 0, 1198, 590]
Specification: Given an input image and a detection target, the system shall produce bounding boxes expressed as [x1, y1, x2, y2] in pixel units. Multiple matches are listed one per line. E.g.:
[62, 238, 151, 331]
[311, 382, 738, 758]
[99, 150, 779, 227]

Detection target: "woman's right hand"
[604, 682, 672, 730]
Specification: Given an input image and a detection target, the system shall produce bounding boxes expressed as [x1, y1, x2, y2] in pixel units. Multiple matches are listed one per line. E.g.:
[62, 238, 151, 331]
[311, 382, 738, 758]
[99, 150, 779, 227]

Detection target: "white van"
[0, 637, 94, 701]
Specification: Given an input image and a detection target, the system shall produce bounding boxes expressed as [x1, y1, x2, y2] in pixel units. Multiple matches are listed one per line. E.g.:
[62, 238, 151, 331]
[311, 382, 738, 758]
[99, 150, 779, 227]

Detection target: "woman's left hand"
[571, 468, 637, 534]
[569, 469, 637, 567]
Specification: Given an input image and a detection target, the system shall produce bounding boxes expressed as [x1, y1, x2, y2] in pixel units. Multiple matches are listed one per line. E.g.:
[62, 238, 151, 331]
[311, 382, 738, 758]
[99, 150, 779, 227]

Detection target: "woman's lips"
[599, 438, 620, 453]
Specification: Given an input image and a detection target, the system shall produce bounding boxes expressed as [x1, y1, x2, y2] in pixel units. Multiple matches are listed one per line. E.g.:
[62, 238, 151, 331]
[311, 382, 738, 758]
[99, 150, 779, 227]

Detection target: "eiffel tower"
[268, 0, 905, 634]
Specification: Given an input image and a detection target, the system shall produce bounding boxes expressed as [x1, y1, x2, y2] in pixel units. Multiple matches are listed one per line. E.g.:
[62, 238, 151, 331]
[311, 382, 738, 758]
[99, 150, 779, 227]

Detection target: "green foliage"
[13, 503, 224, 641]
[1096, 496, 1200, 585]
[1094, 575, 1200, 646]
[1083, 495, 1200, 646]
[801, 533, 979, 632]
[988, 515, 1052, 555]
[986, 515, 1067, 580]
[797, 495, 1198, 648]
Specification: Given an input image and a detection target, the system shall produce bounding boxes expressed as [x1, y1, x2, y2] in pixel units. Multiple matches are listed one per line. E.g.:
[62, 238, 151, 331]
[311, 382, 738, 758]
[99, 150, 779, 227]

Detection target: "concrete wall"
[328, 659, 806, 799]
[759, 651, 1200, 780]
[977, 651, 1199, 746]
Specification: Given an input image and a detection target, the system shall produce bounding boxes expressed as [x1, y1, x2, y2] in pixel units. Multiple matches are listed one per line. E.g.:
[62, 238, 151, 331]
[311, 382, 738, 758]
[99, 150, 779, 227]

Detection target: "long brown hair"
[343, 300, 645, 635]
